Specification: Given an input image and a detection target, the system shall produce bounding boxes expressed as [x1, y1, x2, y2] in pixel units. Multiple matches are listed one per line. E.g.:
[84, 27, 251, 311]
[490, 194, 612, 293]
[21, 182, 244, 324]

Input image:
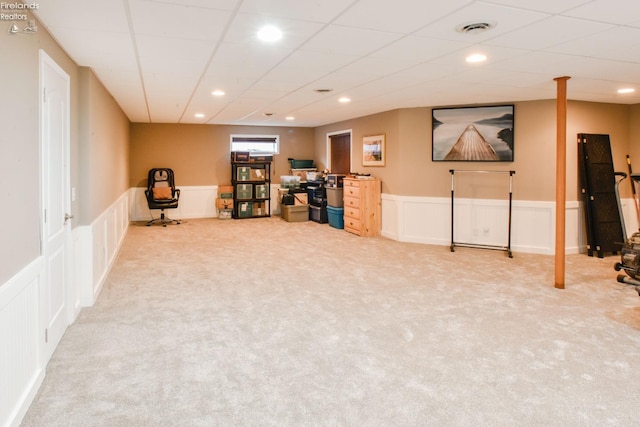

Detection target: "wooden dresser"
[343, 177, 381, 237]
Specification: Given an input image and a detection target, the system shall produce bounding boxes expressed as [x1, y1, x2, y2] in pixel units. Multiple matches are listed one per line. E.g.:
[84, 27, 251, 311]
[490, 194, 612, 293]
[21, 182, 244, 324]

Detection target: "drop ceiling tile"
[369, 36, 471, 63]
[239, 0, 352, 23]
[129, 0, 232, 40]
[486, 16, 613, 51]
[34, 0, 129, 32]
[300, 25, 404, 56]
[334, 0, 473, 34]
[562, 0, 640, 26]
[547, 26, 640, 62]
[39, 28, 137, 69]
[480, 0, 591, 14]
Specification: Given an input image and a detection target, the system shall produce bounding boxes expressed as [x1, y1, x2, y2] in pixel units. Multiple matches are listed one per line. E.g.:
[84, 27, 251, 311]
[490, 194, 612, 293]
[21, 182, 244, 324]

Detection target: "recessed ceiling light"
[466, 53, 487, 63]
[338, 97, 351, 103]
[194, 113, 205, 118]
[257, 25, 282, 42]
[286, 116, 295, 121]
[211, 89, 225, 96]
[618, 88, 635, 94]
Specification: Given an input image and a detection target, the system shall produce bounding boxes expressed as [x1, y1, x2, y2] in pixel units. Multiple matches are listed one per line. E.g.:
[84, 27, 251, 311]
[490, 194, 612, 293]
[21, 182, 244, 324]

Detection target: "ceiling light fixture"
[211, 90, 225, 96]
[194, 113, 205, 118]
[466, 53, 487, 63]
[286, 116, 295, 121]
[338, 97, 351, 103]
[618, 88, 635, 94]
[257, 25, 282, 42]
[314, 88, 333, 94]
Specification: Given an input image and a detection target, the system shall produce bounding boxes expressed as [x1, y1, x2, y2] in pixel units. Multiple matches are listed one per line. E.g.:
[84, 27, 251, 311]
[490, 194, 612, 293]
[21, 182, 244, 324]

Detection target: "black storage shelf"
[231, 160, 271, 219]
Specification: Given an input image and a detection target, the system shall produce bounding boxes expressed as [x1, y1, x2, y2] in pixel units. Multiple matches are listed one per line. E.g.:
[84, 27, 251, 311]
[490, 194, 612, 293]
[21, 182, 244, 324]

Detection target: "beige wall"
[0, 16, 79, 284]
[129, 124, 314, 187]
[0, 15, 130, 285]
[79, 68, 130, 223]
[314, 100, 635, 202]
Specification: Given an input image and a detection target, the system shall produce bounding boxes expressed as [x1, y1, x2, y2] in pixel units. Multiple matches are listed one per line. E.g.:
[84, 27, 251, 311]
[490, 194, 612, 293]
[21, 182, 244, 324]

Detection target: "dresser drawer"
[344, 205, 359, 219]
[344, 196, 360, 209]
[344, 179, 360, 188]
[344, 216, 361, 233]
[343, 185, 360, 198]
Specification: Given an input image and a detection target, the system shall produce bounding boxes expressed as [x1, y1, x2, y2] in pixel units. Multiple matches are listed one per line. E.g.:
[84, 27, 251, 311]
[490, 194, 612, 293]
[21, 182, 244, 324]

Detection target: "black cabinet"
[231, 160, 271, 219]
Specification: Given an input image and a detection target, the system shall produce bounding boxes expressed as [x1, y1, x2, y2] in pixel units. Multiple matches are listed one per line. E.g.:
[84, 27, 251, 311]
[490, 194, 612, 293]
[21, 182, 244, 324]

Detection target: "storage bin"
[327, 174, 346, 188]
[282, 204, 309, 222]
[237, 202, 253, 218]
[236, 166, 251, 181]
[218, 209, 232, 219]
[290, 168, 317, 182]
[255, 184, 269, 199]
[231, 151, 251, 162]
[280, 175, 301, 189]
[326, 187, 344, 207]
[327, 206, 344, 229]
[310, 205, 328, 224]
[236, 184, 252, 200]
[288, 159, 314, 169]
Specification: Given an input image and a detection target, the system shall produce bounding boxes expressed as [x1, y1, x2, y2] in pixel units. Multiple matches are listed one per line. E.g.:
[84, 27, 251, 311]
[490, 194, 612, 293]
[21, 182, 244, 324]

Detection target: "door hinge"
[45, 328, 48, 343]
[44, 209, 47, 223]
[43, 88, 46, 103]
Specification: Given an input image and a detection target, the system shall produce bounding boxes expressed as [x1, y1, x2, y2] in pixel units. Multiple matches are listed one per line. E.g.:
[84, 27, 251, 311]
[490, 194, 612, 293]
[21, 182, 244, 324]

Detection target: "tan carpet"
[22, 217, 640, 426]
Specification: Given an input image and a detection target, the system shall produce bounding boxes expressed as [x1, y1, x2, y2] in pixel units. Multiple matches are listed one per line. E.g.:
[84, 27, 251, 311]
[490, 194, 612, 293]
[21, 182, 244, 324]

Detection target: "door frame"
[326, 129, 352, 173]
[39, 49, 73, 361]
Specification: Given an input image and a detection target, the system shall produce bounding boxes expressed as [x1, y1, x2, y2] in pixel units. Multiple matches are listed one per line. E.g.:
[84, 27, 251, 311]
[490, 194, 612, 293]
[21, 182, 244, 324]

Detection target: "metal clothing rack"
[449, 169, 515, 258]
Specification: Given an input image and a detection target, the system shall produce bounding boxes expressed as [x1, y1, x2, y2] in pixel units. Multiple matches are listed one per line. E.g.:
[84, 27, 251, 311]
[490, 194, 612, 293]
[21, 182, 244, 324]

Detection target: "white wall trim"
[380, 194, 623, 255]
[0, 257, 45, 427]
[76, 191, 130, 307]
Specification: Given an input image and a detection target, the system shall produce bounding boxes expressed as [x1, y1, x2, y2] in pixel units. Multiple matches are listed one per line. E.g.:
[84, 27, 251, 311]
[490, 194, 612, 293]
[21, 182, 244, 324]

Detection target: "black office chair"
[145, 168, 180, 226]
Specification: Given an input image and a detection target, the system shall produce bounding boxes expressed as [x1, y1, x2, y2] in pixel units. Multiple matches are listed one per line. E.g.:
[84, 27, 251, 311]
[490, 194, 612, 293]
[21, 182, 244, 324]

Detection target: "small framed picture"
[362, 134, 385, 167]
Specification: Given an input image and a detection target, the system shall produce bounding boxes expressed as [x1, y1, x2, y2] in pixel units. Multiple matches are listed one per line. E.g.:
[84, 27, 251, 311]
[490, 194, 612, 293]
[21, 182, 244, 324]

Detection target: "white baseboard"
[380, 194, 629, 255]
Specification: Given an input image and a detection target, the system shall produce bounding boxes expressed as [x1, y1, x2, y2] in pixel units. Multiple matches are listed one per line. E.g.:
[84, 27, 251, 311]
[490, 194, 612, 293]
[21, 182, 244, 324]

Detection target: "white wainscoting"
[75, 191, 130, 307]
[130, 185, 283, 222]
[380, 194, 636, 255]
[0, 190, 129, 427]
[0, 258, 44, 427]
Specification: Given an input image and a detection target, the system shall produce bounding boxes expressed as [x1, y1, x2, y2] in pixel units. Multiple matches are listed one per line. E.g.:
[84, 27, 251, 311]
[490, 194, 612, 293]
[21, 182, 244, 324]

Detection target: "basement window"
[230, 134, 279, 155]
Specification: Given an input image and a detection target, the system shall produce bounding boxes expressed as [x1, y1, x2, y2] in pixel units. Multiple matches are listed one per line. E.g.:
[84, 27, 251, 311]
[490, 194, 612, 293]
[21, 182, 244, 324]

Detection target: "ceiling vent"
[455, 21, 495, 35]
[314, 89, 333, 94]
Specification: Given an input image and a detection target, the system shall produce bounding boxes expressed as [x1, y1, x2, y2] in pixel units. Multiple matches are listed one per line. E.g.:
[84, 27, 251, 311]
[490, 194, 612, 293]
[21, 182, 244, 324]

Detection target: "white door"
[40, 50, 71, 360]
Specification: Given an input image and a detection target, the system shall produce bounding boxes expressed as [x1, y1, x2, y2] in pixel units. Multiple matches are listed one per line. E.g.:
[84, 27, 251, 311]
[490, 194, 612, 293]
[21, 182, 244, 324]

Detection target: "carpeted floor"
[21, 217, 640, 426]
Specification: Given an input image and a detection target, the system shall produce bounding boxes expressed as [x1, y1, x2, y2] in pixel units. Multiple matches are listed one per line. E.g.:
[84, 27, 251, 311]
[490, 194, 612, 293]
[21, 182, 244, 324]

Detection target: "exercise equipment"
[614, 172, 640, 296]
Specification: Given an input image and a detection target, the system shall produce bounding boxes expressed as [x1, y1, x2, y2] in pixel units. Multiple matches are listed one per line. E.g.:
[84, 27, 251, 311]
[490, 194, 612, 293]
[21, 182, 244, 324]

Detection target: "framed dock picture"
[432, 105, 514, 162]
[362, 134, 385, 166]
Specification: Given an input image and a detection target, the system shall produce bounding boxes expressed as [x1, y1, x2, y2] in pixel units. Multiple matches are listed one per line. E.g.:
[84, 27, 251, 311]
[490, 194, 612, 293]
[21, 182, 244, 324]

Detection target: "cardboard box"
[219, 185, 234, 193]
[219, 192, 233, 199]
[250, 168, 267, 181]
[216, 198, 234, 209]
[282, 204, 309, 222]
